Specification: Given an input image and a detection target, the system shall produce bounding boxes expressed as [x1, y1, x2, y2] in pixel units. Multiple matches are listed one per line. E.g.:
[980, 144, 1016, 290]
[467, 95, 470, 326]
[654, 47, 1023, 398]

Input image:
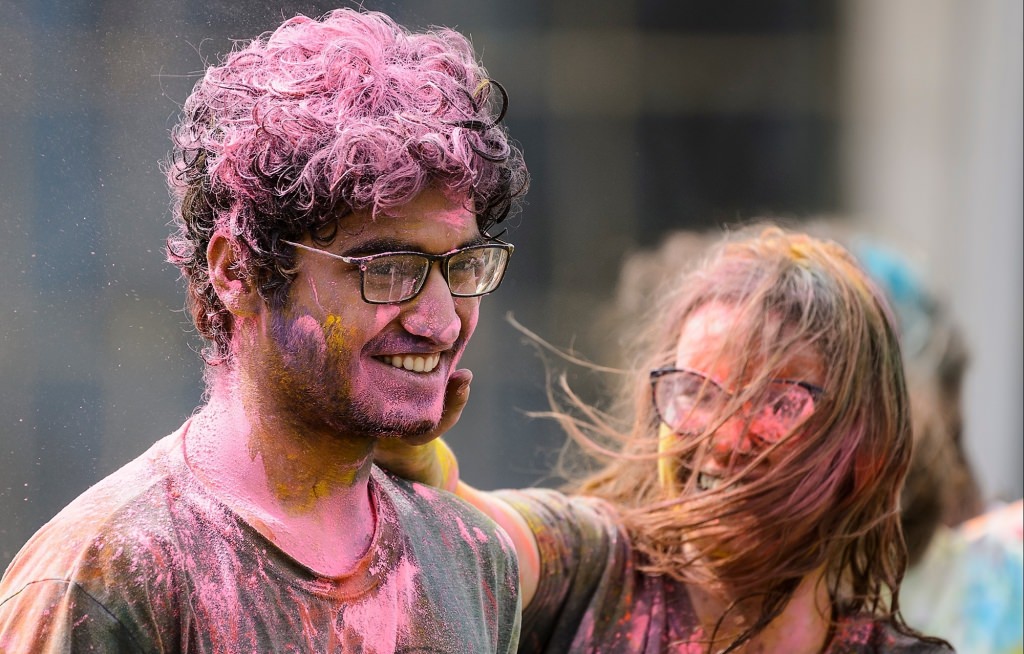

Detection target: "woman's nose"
[709, 415, 757, 461]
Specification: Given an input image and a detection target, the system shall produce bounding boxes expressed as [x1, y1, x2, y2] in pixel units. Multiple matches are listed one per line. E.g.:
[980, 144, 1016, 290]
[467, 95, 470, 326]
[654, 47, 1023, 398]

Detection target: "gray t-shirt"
[0, 426, 520, 653]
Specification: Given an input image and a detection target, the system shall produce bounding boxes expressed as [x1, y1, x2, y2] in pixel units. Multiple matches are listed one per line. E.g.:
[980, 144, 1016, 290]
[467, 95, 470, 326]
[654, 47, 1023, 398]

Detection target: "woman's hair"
[548, 224, 927, 649]
[165, 8, 528, 363]
[604, 227, 984, 567]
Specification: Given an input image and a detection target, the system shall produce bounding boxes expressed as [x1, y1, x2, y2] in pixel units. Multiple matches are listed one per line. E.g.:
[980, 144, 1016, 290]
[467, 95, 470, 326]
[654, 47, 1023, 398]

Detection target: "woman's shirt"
[497, 488, 952, 654]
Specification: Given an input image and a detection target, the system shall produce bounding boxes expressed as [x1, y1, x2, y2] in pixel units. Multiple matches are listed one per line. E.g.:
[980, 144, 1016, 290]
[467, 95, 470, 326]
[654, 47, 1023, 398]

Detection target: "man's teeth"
[696, 472, 722, 491]
[381, 353, 441, 373]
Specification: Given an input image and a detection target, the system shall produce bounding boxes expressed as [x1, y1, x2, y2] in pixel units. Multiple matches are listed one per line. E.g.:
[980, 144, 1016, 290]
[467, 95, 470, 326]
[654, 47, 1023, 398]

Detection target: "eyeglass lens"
[362, 254, 432, 304]
[447, 246, 508, 295]
[361, 246, 509, 303]
[654, 371, 815, 442]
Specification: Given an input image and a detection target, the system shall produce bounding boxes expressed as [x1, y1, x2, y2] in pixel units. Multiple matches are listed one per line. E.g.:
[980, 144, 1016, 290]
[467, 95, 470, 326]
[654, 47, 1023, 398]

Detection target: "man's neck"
[184, 373, 378, 577]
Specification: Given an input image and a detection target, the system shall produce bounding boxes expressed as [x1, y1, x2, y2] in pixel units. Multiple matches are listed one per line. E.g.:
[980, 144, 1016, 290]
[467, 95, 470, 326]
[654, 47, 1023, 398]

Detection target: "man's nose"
[399, 265, 461, 346]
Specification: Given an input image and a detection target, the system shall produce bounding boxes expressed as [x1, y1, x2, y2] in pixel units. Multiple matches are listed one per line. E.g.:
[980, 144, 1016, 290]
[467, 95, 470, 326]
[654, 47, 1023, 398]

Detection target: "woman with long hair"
[380, 225, 953, 653]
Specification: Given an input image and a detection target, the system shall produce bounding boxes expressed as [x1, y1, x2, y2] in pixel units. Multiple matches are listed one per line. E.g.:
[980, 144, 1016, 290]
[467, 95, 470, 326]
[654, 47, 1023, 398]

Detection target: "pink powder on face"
[293, 314, 322, 338]
[400, 304, 462, 344]
[372, 305, 402, 333]
[307, 278, 326, 313]
[438, 315, 462, 346]
[283, 314, 328, 363]
[433, 208, 477, 230]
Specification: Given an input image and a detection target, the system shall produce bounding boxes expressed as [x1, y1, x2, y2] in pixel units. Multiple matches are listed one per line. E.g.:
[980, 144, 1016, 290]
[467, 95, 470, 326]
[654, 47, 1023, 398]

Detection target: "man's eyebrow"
[342, 235, 489, 257]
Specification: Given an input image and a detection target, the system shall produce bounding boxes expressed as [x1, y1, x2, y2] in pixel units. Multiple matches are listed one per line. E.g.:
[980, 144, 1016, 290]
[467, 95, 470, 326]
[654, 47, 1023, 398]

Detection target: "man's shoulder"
[372, 466, 518, 557]
[0, 431, 187, 600]
[371, 465, 521, 641]
[374, 465, 495, 524]
[37, 430, 183, 536]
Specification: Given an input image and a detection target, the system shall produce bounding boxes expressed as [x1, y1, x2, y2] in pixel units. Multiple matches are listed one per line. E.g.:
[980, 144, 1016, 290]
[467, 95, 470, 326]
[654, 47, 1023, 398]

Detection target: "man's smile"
[376, 353, 443, 373]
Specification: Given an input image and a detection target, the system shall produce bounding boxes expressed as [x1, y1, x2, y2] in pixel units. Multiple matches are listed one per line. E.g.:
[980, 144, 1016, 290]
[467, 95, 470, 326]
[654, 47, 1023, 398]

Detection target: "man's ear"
[207, 232, 260, 317]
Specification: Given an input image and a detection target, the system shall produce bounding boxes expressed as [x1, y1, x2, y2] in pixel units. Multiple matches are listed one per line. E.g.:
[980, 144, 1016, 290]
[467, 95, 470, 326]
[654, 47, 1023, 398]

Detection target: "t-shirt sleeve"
[0, 579, 146, 653]
[494, 529, 523, 654]
[493, 488, 635, 653]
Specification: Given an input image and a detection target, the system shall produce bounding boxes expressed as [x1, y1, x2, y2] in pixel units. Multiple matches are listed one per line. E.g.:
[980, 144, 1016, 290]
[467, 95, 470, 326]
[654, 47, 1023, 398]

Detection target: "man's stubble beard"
[267, 312, 440, 441]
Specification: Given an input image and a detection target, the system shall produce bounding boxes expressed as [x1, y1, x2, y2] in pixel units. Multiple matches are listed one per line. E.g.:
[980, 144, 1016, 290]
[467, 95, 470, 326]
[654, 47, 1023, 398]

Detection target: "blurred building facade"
[1, 0, 1020, 569]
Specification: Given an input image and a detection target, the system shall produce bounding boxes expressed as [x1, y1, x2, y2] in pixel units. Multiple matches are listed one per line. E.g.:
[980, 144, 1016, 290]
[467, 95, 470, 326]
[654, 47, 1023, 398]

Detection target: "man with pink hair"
[0, 9, 527, 652]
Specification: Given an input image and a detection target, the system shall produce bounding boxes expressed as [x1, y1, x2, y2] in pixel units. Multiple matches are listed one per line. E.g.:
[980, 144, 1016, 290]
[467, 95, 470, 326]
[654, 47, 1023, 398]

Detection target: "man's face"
[254, 188, 484, 440]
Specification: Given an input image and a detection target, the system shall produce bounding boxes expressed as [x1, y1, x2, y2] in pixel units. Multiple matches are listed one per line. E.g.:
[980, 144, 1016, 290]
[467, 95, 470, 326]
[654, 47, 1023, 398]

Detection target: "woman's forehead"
[674, 302, 825, 385]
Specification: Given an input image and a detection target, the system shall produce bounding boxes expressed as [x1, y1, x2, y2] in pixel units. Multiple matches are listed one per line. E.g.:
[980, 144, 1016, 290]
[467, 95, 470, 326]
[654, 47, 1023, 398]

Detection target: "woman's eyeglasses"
[650, 367, 824, 443]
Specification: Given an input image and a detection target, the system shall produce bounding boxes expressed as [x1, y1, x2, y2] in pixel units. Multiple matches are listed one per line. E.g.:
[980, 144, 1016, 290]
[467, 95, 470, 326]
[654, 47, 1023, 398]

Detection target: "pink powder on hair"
[169, 9, 518, 220]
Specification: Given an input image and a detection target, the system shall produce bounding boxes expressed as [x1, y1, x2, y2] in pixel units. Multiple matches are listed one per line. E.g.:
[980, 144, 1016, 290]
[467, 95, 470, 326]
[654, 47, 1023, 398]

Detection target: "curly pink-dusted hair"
[165, 8, 528, 363]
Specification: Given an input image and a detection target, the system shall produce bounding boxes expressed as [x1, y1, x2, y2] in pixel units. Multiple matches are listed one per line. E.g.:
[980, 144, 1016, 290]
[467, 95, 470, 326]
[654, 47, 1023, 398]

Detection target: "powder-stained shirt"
[496, 488, 952, 654]
[0, 426, 520, 653]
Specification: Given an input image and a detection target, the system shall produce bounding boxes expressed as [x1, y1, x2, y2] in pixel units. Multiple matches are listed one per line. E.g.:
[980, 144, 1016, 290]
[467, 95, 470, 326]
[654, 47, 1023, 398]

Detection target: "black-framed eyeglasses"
[281, 239, 514, 305]
[649, 367, 824, 444]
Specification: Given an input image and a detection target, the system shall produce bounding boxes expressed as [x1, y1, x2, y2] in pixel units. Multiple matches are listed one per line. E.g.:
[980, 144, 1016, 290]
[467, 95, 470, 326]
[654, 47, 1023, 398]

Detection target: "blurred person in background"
[851, 242, 1023, 654]
[0, 8, 528, 652]
[380, 225, 952, 653]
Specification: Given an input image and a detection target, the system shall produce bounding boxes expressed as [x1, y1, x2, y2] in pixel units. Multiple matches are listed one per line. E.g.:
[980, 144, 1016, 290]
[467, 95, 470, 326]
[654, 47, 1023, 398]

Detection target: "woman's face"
[662, 301, 826, 494]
